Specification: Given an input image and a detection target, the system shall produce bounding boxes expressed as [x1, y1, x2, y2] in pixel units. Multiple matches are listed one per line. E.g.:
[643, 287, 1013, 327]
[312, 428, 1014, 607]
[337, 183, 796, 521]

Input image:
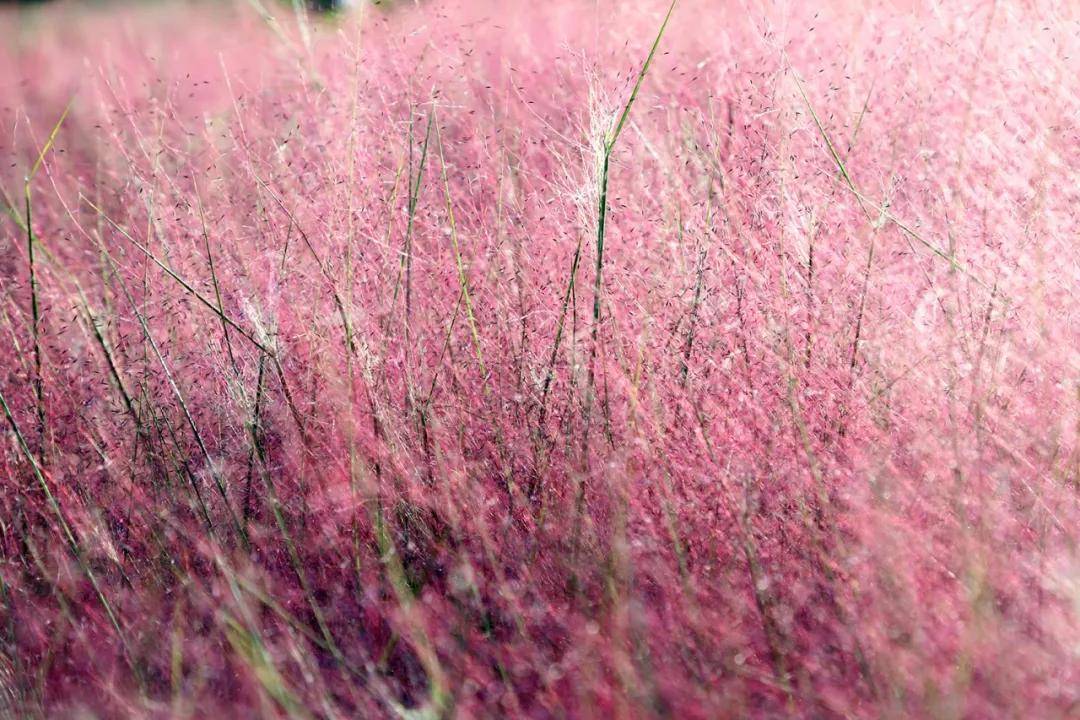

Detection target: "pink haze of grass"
[0, 0, 1078, 717]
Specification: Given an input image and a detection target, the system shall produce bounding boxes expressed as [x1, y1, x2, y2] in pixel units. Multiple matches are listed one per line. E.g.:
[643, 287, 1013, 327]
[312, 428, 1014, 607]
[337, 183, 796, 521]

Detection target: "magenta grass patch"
[0, 1, 1077, 717]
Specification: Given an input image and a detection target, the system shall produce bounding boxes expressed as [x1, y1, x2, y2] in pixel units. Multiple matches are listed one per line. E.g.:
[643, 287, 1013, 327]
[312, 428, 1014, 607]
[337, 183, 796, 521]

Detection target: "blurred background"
[0, 0, 361, 12]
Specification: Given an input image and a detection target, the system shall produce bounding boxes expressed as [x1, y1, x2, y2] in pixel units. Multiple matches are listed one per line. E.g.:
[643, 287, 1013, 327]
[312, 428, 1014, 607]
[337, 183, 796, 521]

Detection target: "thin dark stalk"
[433, 105, 486, 378]
[0, 385, 140, 683]
[22, 103, 71, 458]
[98, 241, 246, 547]
[681, 215, 707, 386]
[84, 196, 271, 354]
[394, 111, 434, 345]
[584, 0, 678, 442]
[537, 234, 584, 431]
[243, 354, 267, 526]
[25, 193, 45, 456]
[571, 0, 678, 577]
[195, 183, 239, 375]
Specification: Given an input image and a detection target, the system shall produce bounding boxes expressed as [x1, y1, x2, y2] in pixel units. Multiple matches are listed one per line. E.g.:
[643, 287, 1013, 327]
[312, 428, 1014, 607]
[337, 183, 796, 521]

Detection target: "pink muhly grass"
[0, 0, 1078, 717]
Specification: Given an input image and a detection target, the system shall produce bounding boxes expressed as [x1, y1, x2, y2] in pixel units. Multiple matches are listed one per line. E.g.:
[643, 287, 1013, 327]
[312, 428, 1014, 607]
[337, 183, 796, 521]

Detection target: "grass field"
[1, 0, 1078, 717]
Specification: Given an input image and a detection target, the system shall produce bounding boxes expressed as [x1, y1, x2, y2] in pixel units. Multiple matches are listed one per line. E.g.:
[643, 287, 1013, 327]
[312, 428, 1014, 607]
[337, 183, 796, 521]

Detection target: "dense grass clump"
[1, 0, 1078, 717]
